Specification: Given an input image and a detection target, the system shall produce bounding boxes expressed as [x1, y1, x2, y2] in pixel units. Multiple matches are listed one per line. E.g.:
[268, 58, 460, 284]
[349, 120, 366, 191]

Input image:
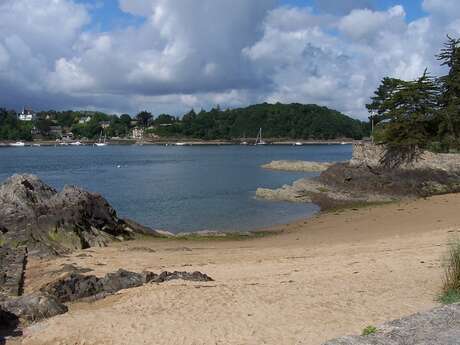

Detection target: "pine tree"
[437, 35, 460, 148]
[382, 71, 439, 146]
[366, 77, 406, 124]
[368, 71, 440, 167]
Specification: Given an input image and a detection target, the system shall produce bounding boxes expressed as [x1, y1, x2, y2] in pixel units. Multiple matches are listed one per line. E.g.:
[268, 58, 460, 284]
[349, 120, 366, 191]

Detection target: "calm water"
[0, 145, 351, 233]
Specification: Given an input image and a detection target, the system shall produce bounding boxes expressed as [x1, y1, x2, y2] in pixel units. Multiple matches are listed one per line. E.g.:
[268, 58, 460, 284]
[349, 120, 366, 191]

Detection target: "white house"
[78, 116, 92, 124]
[18, 107, 36, 121]
[132, 128, 144, 139]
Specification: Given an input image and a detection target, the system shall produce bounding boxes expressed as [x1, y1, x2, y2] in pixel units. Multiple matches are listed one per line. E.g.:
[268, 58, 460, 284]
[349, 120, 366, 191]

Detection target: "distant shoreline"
[0, 139, 356, 147]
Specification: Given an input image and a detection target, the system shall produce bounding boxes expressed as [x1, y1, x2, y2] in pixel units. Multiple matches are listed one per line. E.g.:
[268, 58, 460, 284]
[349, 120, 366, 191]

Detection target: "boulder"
[146, 271, 214, 283]
[323, 303, 460, 345]
[0, 174, 145, 256]
[2, 293, 68, 322]
[40, 269, 214, 304]
[1, 269, 213, 323]
[0, 305, 19, 331]
[40, 273, 105, 303]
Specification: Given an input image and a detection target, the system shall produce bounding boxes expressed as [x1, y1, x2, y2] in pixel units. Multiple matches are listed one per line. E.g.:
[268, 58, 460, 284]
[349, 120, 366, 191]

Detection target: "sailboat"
[255, 128, 266, 145]
[94, 130, 108, 147]
[240, 132, 248, 145]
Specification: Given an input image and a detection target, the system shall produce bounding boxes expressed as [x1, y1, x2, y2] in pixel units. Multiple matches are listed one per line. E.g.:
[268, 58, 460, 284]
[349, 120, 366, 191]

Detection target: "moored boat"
[9, 141, 25, 147]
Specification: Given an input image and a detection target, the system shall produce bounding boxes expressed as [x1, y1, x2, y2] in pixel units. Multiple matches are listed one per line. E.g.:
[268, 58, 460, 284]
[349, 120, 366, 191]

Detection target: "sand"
[9, 194, 460, 345]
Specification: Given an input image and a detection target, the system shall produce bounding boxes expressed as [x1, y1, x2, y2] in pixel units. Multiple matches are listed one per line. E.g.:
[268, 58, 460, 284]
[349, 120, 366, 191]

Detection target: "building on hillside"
[132, 128, 144, 140]
[18, 107, 36, 121]
[78, 116, 92, 124]
[100, 121, 111, 129]
[49, 126, 63, 138]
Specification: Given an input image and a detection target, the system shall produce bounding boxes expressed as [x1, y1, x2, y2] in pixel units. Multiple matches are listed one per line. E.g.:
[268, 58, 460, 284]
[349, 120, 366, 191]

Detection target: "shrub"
[440, 240, 460, 304]
[362, 325, 378, 336]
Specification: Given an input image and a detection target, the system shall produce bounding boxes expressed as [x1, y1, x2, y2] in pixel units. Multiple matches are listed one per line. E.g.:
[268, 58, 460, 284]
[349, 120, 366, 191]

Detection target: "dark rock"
[0, 247, 27, 297]
[1, 269, 214, 324]
[319, 163, 460, 199]
[146, 271, 214, 283]
[323, 303, 460, 345]
[0, 306, 19, 331]
[101, 269, 145, 293]
[40, 273, 104, 303]
[2, 293, 68, 322]
[40, 269, 214, 304]
[0, 174, 144, 256]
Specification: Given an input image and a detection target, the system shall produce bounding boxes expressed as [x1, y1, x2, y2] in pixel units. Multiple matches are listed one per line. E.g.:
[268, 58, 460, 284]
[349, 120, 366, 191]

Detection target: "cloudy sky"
[1, 0, 459, 119]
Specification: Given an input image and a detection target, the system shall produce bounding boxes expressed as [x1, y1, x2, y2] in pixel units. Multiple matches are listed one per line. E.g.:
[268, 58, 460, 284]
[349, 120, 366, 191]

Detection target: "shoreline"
[0, 139, 357, 147]
[7, 192, 457, 345]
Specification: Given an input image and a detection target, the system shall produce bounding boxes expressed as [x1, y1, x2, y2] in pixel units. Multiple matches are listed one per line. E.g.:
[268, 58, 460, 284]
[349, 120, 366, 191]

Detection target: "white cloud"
[1, 0, 460, 119]
[338, 6, 406, 41]
[422, 0, 460, 18]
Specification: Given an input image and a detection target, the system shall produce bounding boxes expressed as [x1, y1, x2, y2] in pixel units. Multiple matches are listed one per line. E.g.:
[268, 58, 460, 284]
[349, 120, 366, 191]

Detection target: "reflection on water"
[0, 145, 351, 233]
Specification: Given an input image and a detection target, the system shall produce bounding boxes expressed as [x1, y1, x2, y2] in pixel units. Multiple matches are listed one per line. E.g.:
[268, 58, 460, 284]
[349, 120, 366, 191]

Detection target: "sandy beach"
[9, 194, 460, 345]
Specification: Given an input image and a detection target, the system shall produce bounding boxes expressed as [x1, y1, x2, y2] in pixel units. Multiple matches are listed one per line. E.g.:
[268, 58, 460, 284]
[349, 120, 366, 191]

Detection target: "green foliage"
[136, 111, 153, 128]
[373, 71, 439, 149]
[0, 108, 33, 140]
[362, 326, 378, 336]
[366, 77, 407, 124]
[437, 35, 460, 149]
[440, 239, 460, 303]
[154, 103, 369, 140]
[1, 104, 367, 141]
[369, 35, 460, 160]
[439, 289, 460, 305]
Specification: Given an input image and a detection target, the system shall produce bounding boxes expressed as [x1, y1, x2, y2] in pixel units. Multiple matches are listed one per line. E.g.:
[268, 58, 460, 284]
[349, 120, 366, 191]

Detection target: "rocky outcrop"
[0, 247, 27, 297]
[323, 303, 460, 345]
[256, 172, 395, 210]
[40, 269, 214, 304]
[257, 143, 460, 209]
[0, 305, 19, 333]
[2, 293, 68, 323]
[2, 269, 213, 323]
[261, 160, 333, 172]
[351, 142, 460, 172]
[0, 174, 148, 257]
[319, 163, 460, 199]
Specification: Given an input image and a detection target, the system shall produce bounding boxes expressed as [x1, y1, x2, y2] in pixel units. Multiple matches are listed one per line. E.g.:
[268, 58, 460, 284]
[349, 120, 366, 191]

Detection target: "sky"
[1, 0, 460, 119]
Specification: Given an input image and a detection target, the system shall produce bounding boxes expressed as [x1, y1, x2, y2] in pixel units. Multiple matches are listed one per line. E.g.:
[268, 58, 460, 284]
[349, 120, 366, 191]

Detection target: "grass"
[439, 239, 460, 304]
[439, 289, 460, 304]
[362, 325, 378, 336]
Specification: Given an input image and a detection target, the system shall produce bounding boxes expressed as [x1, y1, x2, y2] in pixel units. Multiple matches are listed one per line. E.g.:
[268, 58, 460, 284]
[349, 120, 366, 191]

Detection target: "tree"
[136, 111, 153, 128]
[437, 35, 460, 148]
[34, 117, 53, 136]
[370, 71, 440, 167]
[120, 114, 132, 126]
[366, 77, 406, 125]
[154, 114, 176, 125]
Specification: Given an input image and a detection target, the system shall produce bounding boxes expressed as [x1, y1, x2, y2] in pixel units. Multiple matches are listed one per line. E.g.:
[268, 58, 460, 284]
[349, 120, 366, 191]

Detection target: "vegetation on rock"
[368, 35, 460, 166]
